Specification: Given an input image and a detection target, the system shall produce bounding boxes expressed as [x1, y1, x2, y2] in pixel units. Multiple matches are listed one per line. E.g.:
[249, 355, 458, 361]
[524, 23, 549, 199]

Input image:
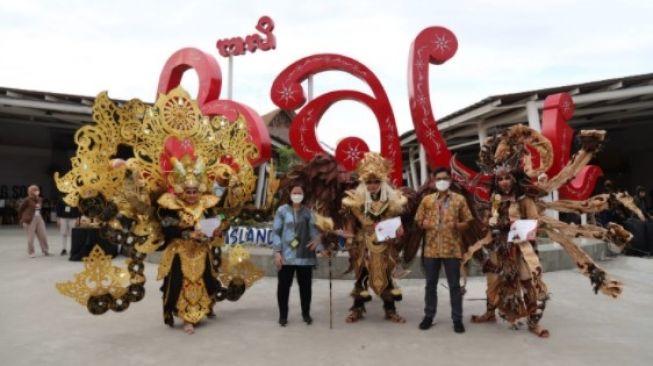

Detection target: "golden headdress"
[356, 152, 392, 182]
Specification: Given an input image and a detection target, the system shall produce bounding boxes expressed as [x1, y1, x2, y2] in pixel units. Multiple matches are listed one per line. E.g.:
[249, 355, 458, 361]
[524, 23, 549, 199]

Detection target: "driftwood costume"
[459, 125, 642, 337]
[55, 88, 263, 329]
[341, 153, 408, 322]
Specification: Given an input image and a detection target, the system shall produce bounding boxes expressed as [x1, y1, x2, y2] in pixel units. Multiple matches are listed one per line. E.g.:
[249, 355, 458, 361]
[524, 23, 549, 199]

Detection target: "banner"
[225, 226, 273, 246]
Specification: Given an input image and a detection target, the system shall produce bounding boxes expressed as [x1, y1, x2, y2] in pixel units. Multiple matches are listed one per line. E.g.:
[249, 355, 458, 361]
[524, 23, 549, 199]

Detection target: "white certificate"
[199, 217, 222, 237]
[375, 217, 402, 242]
[507, 219, 538, 242]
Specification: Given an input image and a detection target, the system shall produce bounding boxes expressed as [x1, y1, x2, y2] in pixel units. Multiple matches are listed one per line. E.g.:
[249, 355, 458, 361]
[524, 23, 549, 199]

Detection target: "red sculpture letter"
[271, 54, 403, 186]
[541, 93, 602, 200]
[408, 26, 458, 168]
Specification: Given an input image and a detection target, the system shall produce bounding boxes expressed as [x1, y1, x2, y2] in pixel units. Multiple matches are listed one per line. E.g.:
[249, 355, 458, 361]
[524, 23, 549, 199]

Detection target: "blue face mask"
[212, 183, 226, 197]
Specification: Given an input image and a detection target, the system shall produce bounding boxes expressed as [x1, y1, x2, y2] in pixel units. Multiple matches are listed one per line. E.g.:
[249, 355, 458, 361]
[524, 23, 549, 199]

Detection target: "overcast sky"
[1, 0, 651, 150]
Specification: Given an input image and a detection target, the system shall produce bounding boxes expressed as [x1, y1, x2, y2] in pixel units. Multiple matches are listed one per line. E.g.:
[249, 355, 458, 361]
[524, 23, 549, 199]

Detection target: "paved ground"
[1, 226, 652, 366]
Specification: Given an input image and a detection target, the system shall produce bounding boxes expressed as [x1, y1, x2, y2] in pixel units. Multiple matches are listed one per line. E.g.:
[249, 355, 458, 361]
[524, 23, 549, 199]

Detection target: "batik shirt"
[415, 191, 473, 259]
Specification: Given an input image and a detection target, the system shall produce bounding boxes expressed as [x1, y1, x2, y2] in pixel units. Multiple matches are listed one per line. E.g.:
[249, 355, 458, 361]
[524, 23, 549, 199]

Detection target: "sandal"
[529, 324, 550, 338]
[384, 311, 406, 323]
[471, 311, 496, 323]
[346, 308, 365, 323]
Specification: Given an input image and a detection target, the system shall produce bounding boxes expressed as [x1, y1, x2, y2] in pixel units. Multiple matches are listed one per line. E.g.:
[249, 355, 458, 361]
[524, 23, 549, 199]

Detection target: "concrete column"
[526, 101, 541, 132]
[477, 122, 487, 146]
[419, 145, 428, 185]
[255, 163, 267, 209]
[544, 190, 560, 220]
[409, 147, 419, 189]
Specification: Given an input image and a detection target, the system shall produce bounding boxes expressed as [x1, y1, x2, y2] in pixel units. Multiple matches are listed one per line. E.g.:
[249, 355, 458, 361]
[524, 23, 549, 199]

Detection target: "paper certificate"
[375, 217, 402, 242]
[507, 219, 538, 242]
[199, 217, 222, 237]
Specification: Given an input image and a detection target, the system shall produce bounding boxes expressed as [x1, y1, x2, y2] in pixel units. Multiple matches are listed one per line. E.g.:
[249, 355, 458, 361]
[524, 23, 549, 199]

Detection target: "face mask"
[290, 194, 304, 204]
[435, 180, 450, 192]
[212, 183, 226, 197]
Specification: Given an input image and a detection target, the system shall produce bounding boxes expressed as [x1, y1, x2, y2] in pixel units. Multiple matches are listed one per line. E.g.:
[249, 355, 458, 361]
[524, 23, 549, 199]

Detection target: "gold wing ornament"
[55, 87, 264, 314]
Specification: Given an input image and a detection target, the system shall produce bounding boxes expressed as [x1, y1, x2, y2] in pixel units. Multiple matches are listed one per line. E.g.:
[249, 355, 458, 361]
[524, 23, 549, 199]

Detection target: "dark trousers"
[277, 265, 313, 320]
[423, 257, 462, 322]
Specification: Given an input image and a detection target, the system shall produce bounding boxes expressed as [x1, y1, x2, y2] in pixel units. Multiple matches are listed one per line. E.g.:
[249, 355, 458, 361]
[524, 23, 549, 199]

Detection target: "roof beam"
[538, 85, 653, 107]
[439, 99, 502, 131]
[0, 96, 93, 114]
[573, 101, 653, 116]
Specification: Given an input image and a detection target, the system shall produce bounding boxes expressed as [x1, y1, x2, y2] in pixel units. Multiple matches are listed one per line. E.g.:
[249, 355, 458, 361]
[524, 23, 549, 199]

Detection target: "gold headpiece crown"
[356, 152, 391, 182]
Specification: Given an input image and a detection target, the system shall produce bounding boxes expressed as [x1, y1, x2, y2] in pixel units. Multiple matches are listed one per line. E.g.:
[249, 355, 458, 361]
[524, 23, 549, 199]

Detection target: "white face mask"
[212, 183, 226, 197]
[290, 194, 304, 204]
[435, 180, 450, 192]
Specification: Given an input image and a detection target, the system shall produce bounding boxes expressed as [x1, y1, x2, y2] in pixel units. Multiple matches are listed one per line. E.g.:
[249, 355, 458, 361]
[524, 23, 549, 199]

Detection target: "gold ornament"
[220, 244, 264, 288]
[356, 152, 392, 182]
[56, 246, 132, 306]
[55, 86, 259, 212]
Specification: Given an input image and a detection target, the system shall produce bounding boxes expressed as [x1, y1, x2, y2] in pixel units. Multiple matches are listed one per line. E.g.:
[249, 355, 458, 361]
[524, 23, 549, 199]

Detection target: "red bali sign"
[216, 16, 276, 57]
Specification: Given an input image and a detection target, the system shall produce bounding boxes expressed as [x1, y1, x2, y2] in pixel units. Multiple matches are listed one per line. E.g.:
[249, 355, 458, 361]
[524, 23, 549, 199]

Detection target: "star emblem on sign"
[433, 34, 451, 53]
[278, 85, 295, 103]
[561, 99, 572, 113]
[344, 143, 362, 163]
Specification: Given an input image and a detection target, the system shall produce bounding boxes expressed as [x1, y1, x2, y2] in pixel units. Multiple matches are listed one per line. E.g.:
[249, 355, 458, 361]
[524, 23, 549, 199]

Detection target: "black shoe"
[453, 321, 465, 333]
[60, 249, 67, 256]
[279, 318, 288, 327]
[419, 316, 433, 330]
[302, 314, 313, 325]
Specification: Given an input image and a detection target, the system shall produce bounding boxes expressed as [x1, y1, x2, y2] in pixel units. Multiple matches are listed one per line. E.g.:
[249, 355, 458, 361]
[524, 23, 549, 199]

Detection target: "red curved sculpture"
[271, 54, 403, 186]
[541, 93, 602, 200]
[157, 48, 271, 166]
[408, 26, 458, 168]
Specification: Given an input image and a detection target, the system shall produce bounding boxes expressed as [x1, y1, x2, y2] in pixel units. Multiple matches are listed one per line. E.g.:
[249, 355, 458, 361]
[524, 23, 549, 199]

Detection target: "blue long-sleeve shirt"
[271, 204, 322, 266]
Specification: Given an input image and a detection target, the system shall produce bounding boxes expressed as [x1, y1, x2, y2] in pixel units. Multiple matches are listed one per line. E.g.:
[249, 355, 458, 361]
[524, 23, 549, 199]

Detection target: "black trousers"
[423, 257, 462, 322]
[277, 265, 313, 319]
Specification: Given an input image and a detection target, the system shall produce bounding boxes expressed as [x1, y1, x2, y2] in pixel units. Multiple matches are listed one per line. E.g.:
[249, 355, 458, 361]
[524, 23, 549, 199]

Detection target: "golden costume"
[55, 87, 263, 328]
[341, 153, 408, 323]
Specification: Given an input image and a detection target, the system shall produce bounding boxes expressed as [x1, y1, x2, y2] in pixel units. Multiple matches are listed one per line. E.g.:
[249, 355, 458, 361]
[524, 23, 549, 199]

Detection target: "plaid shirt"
[415, 191, 473, 259]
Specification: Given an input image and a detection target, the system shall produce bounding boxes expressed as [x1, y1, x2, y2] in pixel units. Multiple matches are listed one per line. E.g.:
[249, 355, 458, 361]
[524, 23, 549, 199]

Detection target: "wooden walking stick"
[329, 253, 333, 329]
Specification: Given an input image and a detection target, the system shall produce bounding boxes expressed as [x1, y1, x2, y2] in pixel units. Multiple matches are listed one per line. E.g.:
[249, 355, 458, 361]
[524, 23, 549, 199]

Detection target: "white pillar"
[419, 145, 428, 185]
[409, 147, 419, 189]
[477, 123, 487, 146]
[307, 75, 314, 102]
[228, 54, 234, 100]
[255, 163, 267, 209]
[580, 213, 587, 225]
[544, 190, 560, 220]
[526, 101, 540, 131]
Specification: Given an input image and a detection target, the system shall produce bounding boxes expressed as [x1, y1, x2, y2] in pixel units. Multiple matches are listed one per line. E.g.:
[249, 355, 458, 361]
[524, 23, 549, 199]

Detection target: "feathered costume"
[458, 125, 643, 337]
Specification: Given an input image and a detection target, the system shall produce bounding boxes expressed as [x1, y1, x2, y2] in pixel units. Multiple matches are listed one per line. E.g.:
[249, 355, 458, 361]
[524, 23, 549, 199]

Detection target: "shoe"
[60, 249, 67, 256]
[29, 253, 36, 258]
[302, 314, 313, 325]
[419, 316, 433, 330]
[453, 321, 465, 333]
[44, 252, 51, 256]
[279, 318, 288, 327]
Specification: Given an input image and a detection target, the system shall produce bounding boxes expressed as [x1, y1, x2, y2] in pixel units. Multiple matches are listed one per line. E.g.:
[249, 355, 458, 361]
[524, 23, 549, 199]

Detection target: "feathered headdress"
[356, 152, 392, 182]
